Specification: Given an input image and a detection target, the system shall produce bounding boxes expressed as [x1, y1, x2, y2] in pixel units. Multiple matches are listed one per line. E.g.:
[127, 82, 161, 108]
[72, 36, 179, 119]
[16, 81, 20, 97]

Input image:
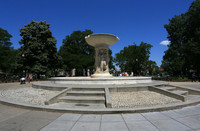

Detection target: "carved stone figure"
[72, 68, 76, 77]
[85, 34, 119, 78]
[87, 69, 90, 76]
[95, 48, 109, 73]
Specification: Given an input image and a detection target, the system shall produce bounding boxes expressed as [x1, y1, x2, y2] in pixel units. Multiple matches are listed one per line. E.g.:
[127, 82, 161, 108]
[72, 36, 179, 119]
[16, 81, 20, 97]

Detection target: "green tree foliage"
[115, 42, 155, 75]
[146, 60, 159, 76]
[109, 49, 115, 70]
[162, 0, 200, 76]
[0, 27, 12, 47]
[17, 20, 61, 78]
[59, 30, 95, 76]
[0, 27, 17, 73]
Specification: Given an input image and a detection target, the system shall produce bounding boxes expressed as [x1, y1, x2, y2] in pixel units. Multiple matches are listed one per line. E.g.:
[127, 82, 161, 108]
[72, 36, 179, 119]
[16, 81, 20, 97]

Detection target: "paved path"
[0, 82, 199, 131]
[0, 104, 62, 131]
[0, 102, 200, 131]
[41, 105, 200, 131]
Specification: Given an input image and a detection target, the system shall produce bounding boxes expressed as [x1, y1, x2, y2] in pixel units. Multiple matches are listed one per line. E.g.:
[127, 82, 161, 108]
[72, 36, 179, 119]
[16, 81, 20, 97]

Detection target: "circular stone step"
[51, 77, 152, 85]
[1, 81, 200, 114]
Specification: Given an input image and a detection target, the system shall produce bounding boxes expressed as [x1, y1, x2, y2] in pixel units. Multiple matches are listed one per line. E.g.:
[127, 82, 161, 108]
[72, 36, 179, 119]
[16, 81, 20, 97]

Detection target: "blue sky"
[0, 0, 194, 66]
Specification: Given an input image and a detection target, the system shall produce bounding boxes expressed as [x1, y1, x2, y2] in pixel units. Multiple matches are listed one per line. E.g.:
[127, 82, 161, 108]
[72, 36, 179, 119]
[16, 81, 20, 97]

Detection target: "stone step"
[159, 86, 176, 91]
[58, 96, 105, 104]
[72, 88, 104, 91]
[171, 90, 188, 96]
[187, 95, 200, 101]
[67, 90, 105, 96]
[49, 102, 106, 109]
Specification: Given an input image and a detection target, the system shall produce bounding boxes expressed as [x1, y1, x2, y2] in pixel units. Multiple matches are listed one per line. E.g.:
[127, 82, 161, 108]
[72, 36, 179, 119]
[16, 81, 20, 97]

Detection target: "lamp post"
[22, 54, 25, 76]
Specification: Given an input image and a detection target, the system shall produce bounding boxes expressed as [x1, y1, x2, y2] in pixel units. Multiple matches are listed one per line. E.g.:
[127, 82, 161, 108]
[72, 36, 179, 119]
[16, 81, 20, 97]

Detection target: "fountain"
[51, 33, 152, 85]
[85, 34, 119, 78]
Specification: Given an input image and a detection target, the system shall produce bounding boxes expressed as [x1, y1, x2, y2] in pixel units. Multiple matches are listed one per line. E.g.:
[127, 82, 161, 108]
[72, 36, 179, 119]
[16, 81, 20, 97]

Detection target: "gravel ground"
[111, 91, 182, 108]
[1, 86, 60, 105]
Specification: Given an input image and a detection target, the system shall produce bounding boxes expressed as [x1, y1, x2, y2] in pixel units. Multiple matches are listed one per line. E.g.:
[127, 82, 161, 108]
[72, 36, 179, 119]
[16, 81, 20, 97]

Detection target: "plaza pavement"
[0, 82, 199, 131]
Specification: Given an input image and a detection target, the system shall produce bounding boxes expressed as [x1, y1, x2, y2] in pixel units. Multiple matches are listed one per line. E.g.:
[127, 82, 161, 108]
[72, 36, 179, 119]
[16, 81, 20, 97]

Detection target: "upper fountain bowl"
[85, 33, 119, 47]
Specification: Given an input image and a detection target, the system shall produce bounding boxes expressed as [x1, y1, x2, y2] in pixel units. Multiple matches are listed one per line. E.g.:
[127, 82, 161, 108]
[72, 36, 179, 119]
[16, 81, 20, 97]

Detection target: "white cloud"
[160, 40, 170, 46]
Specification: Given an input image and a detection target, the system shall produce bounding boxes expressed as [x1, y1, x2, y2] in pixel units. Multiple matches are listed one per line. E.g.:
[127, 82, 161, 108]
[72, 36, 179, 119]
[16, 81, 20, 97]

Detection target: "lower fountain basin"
[51, 77, 152, 85]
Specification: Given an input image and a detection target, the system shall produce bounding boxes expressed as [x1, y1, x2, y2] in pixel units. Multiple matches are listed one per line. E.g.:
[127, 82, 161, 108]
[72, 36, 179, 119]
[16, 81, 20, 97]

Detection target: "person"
[66, 73, 70, 77]
[192, 73, 196, 82]
[26, 74, 30, 83]
[29, 74, 33, 81]
[122, 73, 125, 76]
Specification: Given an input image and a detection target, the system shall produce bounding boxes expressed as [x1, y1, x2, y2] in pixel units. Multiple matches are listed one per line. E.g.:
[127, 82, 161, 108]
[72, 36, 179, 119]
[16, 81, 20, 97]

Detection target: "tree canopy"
[0, 27, 12, 47]
[0, 27, 17, 73]
[162, 0, 200, 76]
[59, 30, 95, 75]
[115, 42, 157, 75]
[17, 20, 61, 78]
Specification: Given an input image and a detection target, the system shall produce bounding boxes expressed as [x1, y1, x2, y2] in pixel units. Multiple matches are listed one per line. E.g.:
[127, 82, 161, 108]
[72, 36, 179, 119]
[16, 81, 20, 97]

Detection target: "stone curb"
[170, 84, 200, 95]
[149, 86, 186, 101]
[104, 87, 112, 108]
[32, 81, 168, 89]
[1, 81, 200, 114]
[0, 95, 200, 114]
[32, 82, 67, 91]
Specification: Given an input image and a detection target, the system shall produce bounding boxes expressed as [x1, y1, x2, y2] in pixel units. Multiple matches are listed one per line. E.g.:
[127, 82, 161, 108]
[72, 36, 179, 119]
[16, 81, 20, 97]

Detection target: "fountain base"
[91, 73, 112, 78]
[51, 76, 152, 85]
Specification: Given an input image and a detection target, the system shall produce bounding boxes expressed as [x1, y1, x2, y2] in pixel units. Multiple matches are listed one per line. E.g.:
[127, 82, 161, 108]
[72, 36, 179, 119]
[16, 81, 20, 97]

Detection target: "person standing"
[192, 73, 196, 82]
[26, 74, 30, 83]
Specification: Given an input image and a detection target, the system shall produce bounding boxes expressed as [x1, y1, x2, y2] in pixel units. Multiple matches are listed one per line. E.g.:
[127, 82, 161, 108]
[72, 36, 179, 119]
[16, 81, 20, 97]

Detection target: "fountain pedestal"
[85, 34, 119, 78]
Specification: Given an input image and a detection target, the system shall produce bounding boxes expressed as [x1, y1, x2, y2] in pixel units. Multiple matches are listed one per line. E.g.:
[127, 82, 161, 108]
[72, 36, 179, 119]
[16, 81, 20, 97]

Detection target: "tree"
[17, 20, 61, 78]
[59, 30, 95, 76]
[115, 42, 154, 75]
[0, 27, 17, 74]
[0, 27, 12, 47]
[109, 49, 115, 71]
[162, 0, 200, 77]
[146, 60, 159, 76]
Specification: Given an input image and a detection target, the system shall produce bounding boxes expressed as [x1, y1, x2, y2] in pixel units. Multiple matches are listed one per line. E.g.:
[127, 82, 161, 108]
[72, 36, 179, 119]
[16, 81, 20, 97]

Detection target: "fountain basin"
[51, 77, 152, 85]
[85, 33, 119, 47]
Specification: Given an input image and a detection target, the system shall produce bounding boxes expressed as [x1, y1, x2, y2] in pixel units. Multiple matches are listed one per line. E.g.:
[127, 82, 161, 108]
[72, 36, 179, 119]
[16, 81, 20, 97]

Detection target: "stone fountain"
[51, 33, 152, 85]
[85, 34, 119, 78]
